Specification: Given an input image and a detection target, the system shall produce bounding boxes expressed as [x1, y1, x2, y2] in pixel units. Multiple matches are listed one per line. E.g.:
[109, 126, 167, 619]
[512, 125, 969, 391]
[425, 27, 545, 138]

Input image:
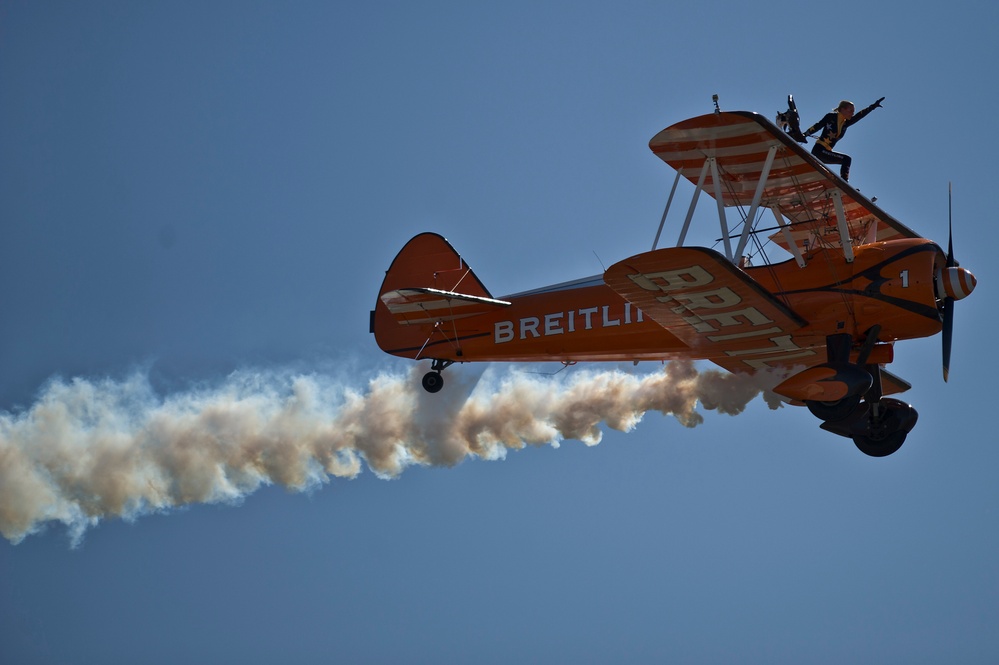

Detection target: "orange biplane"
[371, 99, 977, 457]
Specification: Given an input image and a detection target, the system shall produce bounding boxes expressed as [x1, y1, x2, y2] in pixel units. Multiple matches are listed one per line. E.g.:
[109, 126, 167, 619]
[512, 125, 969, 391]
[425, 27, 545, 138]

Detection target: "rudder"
[371, 233, 505, 358]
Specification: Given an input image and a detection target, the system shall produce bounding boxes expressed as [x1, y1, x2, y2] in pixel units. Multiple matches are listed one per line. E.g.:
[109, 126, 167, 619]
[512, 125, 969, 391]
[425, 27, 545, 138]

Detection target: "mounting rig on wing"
[776, 95, 808, 143]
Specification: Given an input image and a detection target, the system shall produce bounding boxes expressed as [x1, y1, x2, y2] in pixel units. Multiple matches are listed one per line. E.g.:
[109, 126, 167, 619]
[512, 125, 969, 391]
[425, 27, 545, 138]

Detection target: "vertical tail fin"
[371, 233, 506, 358]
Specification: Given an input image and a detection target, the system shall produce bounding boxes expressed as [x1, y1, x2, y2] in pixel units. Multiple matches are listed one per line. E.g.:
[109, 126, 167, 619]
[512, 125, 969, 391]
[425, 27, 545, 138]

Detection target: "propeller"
[938, 182, 977, 382]
[943, 183, 954, 381]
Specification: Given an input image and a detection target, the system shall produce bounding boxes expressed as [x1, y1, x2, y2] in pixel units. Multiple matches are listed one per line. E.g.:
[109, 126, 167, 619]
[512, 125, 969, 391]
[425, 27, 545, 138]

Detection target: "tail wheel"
[422, 371, 444, 393]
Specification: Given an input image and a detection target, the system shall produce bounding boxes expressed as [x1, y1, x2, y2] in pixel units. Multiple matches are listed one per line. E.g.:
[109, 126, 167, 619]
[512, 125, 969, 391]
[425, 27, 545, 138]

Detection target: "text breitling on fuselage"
[494, 303, 645, 343]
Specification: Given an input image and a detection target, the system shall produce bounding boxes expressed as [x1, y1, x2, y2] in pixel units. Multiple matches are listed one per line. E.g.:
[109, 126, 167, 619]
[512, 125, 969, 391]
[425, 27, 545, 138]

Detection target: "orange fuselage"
[373, 235, 945, 373]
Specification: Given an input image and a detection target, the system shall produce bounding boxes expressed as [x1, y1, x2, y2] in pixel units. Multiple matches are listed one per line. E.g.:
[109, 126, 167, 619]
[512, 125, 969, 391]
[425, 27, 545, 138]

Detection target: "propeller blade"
[943, 181, 956, 382]
[942, 297, 953, 382]
[947, 181, 957, 267]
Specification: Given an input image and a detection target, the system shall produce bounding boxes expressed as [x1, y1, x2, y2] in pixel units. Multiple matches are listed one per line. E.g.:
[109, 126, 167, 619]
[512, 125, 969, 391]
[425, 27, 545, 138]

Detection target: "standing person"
[804, 97, 884, 181]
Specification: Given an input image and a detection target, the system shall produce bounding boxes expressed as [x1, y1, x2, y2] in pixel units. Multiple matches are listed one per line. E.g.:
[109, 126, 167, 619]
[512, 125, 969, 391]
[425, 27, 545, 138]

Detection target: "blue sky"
[2, 2, 998, 663]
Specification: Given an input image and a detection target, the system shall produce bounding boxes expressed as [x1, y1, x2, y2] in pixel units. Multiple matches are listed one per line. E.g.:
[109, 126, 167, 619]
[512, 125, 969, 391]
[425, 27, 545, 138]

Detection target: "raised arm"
[847, 97, 885, 127]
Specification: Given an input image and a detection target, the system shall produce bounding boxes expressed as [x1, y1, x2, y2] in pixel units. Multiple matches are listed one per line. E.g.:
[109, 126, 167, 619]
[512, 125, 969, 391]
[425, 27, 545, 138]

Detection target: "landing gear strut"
[808, 329, 918, 457]
[421, 359, 453, 394]
[803, 333, 871, 422]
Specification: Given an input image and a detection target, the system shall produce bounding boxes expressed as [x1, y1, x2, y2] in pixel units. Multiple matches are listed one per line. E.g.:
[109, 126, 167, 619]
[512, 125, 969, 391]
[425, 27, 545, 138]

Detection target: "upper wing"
[604, 246, 815, 369]
[648, 111, 920, 252]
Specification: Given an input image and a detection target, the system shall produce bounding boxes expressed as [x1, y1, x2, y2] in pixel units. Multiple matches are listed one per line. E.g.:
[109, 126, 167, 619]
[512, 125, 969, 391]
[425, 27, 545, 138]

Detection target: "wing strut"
[734, 145, 778, 261]
[652, 168, 683, 250]
[831, 190, 855, 263]
[709, 157, 733, 260]
[677, 159, 710, 247]
[773, 208, 806, 268]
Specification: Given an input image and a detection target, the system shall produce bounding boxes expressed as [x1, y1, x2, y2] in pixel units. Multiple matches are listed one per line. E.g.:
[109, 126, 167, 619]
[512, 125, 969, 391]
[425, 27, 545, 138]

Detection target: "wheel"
[422, 371, 444, 393]
[806, 394, 862, 422]
[852, 398, 918, 457]
[853, 429, 908, 457]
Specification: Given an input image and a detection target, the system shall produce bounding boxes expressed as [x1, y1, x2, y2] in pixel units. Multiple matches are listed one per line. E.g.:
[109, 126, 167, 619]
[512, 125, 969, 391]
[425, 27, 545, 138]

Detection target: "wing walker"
[371, 97, 977, 457]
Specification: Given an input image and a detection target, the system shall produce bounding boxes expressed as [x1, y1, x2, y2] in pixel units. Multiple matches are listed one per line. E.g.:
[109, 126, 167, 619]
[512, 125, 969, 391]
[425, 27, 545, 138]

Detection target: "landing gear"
[422, 371, 444, 393]
[805, 394, 862, 422]
[815, 360, 921, 457]
[817, 395, 918, 458]
[807, 328, 918, 457]
[851, 398, 918, 457]
[420, 358, 454, 394]
[801, 334, 871, 421]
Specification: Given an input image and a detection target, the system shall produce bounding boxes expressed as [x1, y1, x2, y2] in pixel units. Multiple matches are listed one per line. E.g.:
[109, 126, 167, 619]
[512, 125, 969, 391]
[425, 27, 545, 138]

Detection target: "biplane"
[370, 98, 977, 457]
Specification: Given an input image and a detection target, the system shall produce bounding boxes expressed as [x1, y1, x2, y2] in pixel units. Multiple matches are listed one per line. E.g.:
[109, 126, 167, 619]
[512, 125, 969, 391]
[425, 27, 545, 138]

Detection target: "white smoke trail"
[0, 361, 784, 545]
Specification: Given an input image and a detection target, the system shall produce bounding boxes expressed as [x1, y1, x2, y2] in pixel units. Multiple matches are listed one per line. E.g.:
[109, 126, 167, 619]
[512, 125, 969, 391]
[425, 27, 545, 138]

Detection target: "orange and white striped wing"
[648, 111, 920, 251]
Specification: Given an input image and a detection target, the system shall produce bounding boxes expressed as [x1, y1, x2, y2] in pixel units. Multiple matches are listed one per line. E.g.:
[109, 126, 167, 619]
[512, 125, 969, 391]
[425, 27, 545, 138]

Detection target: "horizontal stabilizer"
[380, 287, 510, 325]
